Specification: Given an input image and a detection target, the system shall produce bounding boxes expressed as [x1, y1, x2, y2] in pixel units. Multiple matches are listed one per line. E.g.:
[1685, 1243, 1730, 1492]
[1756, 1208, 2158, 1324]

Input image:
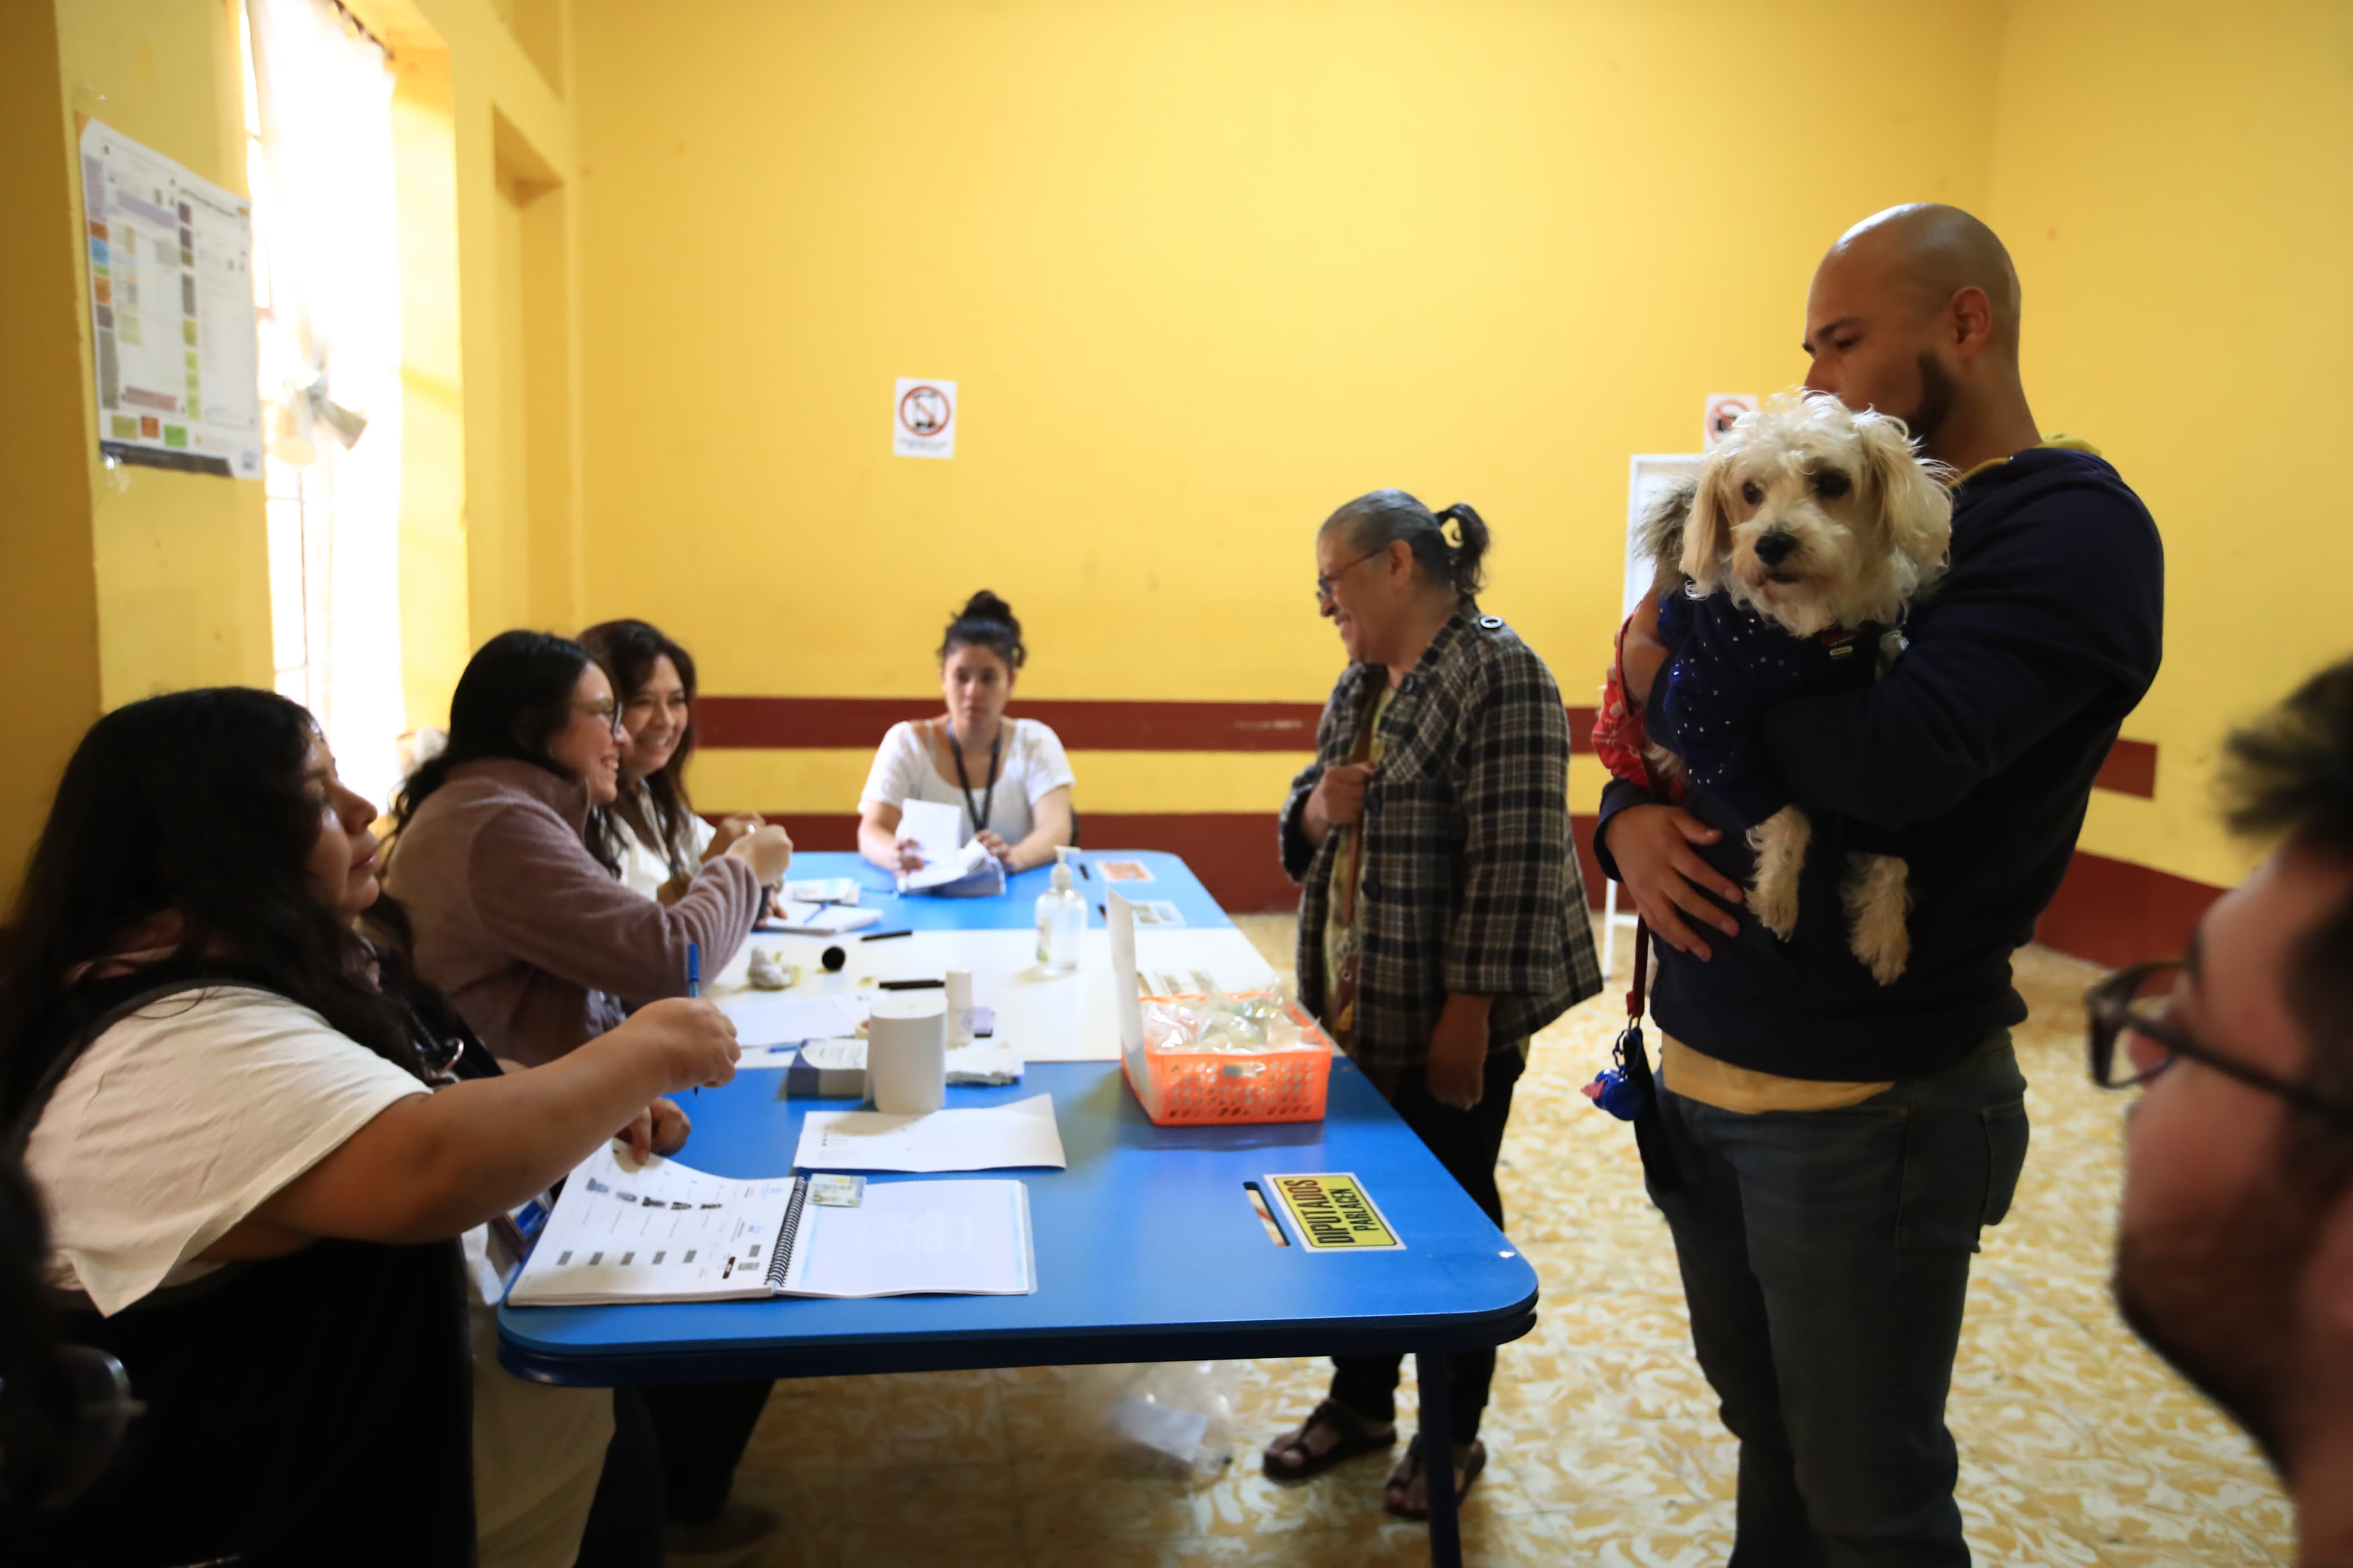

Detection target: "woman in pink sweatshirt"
[387, 628, 795, 1564]
[387, 630, 788, 1069]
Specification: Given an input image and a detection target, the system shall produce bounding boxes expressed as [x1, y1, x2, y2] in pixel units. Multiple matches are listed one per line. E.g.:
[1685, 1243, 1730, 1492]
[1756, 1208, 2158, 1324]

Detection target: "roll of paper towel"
[868, 993, 947, 1115]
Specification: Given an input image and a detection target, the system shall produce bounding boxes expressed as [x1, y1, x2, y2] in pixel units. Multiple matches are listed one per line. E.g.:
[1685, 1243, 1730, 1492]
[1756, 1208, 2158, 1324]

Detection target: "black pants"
[576, 1388, 663, 1568]
[1329, 1044, 1525, 1446]
[639, 1377, 775, 1524]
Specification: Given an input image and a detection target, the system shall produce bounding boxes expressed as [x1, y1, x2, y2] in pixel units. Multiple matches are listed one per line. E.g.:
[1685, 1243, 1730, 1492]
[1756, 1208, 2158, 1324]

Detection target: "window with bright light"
[242, 0, 407, 808]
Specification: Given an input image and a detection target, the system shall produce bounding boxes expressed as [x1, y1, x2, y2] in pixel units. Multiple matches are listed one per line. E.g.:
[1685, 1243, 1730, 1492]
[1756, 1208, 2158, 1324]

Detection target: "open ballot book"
[507, 1142, 1036, 1305]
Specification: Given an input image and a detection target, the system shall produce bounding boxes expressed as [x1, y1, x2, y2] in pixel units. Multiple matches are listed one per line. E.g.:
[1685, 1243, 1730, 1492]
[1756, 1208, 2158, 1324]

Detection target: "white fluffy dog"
[1652, 390, 1953, 983]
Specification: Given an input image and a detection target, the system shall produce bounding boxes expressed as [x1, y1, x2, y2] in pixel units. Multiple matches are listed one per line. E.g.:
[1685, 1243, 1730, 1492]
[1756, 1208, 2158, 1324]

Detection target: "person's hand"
[1303, 764, 1375, 845]
[703, 813, 765, 862]
[1425, 994, 1492, 1111]
[975, 830, 1013, 865]
[613, 996, 739, 1094]
[891, 835, 927, 873]
[618, 1096, 693, 1162]
[725, 823, 794, 885]
[1605, 804, 1744, 960]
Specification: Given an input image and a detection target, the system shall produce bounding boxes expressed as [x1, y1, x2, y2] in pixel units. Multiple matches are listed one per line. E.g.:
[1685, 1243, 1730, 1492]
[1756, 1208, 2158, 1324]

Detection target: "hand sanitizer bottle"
[1035, 846, 1084, 971]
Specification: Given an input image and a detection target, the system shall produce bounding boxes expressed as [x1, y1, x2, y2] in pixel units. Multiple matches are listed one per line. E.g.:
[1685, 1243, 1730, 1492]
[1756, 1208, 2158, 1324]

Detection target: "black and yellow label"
[1263, 1172, 1405, 1252]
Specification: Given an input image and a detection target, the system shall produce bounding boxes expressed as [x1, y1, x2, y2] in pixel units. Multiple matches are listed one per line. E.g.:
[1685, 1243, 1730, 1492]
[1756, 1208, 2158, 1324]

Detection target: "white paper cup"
[944, 969, 975, 1046]
[868, 994, 947, 1115]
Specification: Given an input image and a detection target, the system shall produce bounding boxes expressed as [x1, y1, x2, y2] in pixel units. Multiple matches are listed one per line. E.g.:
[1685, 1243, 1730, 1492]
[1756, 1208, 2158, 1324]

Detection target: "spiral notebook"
[506, 1142, 1035, 1305]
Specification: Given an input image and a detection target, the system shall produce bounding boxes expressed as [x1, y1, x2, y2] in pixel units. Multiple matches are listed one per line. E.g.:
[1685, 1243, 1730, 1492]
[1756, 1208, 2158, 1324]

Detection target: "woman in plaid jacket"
[1262, 489, 1602, 1517]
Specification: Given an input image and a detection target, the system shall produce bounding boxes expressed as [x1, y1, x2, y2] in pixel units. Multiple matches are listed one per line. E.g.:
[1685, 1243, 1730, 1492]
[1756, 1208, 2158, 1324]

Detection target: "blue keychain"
[1587, 1024, 1653, 1121]
[1585, 918, 1680, 1192]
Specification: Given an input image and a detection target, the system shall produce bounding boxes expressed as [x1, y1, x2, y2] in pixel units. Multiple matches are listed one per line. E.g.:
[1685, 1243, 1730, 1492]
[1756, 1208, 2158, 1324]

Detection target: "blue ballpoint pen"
[687, 942, 701, 1095]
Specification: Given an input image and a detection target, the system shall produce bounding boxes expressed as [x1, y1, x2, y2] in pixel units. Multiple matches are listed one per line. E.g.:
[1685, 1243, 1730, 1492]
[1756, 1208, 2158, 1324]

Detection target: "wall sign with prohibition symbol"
[893, 377, 957, 459]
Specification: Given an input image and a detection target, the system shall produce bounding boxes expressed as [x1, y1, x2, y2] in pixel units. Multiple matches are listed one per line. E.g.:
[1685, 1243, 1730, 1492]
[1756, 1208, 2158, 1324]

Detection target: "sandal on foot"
[1261, 1398, 1397, 1481]
[1382, 1435, 1487, 1520]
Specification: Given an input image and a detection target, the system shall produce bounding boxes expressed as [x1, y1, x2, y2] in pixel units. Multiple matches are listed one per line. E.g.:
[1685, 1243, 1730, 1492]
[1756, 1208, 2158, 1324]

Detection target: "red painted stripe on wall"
[2032, 848, 2220, 969]
[747, 810, 2223, 966]
[699, 697, 2155, 797]
[2093, 737, 2158, 800]
[698, 697, 1331, 753]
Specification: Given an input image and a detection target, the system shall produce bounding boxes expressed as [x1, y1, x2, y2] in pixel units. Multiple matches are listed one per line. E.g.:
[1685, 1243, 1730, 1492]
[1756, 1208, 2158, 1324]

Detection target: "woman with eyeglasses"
[388, 630, 791, 1565]
[1, 686, 739, 1567]
[578, 619, 777, 905]
[387, 630, 788, 1069]
[1262, 491, 1601, 1519]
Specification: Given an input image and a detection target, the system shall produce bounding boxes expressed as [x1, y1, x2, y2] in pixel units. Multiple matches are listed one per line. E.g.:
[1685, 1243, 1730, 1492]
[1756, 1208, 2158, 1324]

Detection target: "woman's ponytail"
[1432, 503, 1491, 598]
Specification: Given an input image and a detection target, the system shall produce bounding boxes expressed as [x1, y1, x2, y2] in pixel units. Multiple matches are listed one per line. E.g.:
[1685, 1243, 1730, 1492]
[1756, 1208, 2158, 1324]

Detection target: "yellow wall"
[0, 0, 106, 901]
[10, 0, 2348, 909]
[568, 0, 2003, 822]
[1986, 0, 2353, 888]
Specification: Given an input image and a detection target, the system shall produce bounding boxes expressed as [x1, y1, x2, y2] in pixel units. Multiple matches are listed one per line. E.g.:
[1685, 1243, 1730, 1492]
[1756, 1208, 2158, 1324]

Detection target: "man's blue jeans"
[1648, 1031, 2030, 1567]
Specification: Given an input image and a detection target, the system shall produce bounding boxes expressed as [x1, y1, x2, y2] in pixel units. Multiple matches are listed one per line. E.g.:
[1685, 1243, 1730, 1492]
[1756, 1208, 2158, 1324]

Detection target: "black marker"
[877, 978, 945, 991]
[1078, 860, 1092, 880]
[860, 928, 913, 942]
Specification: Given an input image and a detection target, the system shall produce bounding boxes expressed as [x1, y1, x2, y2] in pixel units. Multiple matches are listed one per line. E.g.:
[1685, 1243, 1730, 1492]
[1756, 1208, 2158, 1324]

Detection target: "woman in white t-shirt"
[1, 688, 739, 1568]
[579, 619, 773, 904]
[859, 590, 1077, 874]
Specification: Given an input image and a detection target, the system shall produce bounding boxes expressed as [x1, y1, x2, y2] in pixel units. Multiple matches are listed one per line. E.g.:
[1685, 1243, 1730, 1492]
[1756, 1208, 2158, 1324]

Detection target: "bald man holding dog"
[1598, 205, 2166, 1563]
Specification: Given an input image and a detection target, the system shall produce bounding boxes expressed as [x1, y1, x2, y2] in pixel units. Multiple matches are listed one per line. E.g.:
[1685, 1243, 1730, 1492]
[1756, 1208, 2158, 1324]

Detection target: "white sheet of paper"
[769, 900, 884, 934]
[782, 1178, 1033, 1298]
[895, 798, 964, 868]
[732, 1037, 864, 1072]
[718, 993, 872, 1048]
[793, 1092, 1067, 1173]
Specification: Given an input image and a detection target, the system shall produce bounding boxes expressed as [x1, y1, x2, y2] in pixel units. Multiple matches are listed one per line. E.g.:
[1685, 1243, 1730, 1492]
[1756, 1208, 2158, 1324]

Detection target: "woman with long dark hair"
[1, 687, 738, 1566]
[390, 631, 791, 1563]
[578, 619, 774, 904]
[387, 630, 789, 1068]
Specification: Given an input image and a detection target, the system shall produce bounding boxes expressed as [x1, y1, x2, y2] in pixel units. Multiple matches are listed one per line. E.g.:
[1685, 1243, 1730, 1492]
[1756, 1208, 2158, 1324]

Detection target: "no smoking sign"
[893, 377, 956, 460]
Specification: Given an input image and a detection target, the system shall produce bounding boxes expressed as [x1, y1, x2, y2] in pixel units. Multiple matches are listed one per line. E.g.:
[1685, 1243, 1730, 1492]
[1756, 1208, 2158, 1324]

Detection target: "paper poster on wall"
[1703, 393, 1756, 451]
[893, 377, 956, 459]
[1624, 454, 1704, 617]
[78, 118, 264, 478]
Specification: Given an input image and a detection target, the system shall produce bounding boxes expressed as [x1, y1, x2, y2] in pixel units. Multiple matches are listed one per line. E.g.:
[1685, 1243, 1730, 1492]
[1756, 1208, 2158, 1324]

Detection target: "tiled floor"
[732, 915, 2292, 1566]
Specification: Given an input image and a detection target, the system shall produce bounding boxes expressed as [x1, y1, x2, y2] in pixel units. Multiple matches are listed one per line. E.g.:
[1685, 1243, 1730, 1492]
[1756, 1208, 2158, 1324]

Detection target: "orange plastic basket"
[1120, 992, 1334, 1126]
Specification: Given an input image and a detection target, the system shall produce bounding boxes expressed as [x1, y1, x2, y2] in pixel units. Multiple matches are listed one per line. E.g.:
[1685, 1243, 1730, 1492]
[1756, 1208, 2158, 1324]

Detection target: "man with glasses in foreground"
[2093, 656, 2353, 1563]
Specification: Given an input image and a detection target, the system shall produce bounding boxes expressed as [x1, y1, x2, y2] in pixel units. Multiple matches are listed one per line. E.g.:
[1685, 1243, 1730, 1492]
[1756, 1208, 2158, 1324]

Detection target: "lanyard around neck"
[946, 721, 1002, 837]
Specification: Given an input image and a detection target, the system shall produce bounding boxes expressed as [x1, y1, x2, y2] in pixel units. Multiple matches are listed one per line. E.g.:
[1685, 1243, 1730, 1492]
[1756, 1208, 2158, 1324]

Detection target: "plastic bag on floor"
[1078, 1361, 1239, 1481]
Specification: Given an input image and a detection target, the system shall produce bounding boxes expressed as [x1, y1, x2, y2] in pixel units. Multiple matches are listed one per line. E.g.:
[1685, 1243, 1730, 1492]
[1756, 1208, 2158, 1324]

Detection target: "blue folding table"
[499, 853, 1540, 1566]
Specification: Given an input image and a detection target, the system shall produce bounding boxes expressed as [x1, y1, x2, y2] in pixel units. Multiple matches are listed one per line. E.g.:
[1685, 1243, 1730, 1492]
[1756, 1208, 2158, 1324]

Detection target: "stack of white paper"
[794, 1091, 1067, 1172]
[719, 993, 872, 1049]
[766, 900, 885, 935]
[894, 799, 1005, 895]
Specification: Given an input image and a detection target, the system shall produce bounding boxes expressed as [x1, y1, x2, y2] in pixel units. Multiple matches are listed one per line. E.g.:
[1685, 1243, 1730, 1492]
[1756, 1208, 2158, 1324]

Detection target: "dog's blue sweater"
[1597, 446, 2164, 1081]
[1653, 590, 1883, 831]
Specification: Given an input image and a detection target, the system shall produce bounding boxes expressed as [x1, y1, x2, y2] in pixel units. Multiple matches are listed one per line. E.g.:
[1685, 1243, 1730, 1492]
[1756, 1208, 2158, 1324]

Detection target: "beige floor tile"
[833, 1459, 1026, 1562]
[719, 923, 2294, 1566]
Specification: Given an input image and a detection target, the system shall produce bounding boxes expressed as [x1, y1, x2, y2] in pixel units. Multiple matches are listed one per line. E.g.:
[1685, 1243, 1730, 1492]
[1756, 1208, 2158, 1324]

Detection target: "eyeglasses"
[573, 699, 627, 736]
[1315, 549, 1381, 604]
[2085, 959, 2353, 1130]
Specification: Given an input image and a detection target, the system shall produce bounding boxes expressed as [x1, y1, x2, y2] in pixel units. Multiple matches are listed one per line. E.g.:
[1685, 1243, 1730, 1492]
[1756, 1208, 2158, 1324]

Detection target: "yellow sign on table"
[1262, 1172, 1405, 1252]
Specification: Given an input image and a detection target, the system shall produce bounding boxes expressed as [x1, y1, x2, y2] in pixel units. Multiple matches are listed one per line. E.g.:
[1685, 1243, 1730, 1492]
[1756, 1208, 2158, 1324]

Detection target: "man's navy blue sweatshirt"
[1594, 445, 2164, 1082]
